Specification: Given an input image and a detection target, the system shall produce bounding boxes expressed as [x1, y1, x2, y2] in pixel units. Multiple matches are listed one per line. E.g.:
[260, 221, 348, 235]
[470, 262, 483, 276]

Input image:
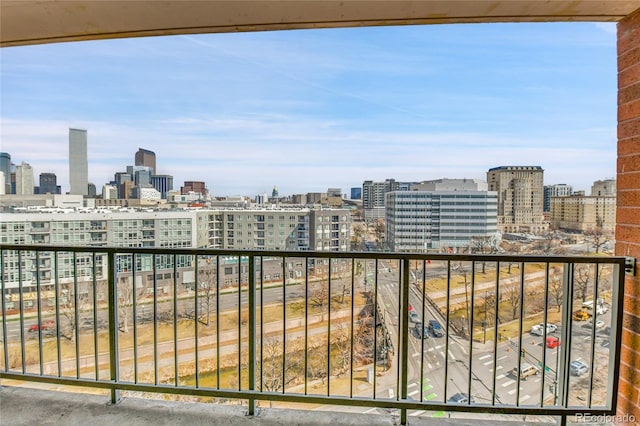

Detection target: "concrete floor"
[0, 385, 568, 426]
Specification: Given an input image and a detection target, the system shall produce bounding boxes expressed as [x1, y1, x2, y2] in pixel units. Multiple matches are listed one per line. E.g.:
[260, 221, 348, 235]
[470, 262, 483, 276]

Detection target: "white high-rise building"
[69, 128, 88, 196]
[15, 162, 34, 195]
[385, 183, 498, 252]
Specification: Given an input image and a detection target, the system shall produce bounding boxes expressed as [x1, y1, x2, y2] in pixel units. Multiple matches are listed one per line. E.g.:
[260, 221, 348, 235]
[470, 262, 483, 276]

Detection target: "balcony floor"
[0, 385, 571, 426]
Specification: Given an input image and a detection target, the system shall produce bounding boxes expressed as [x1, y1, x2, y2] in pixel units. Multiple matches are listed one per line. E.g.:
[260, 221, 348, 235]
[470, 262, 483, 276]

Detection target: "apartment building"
[543, 184, 573, 213]
[204, 207, 350, 251]
[362, 179, 413, 221]
[550, 194, 616, 232]
[385, 183, 498, 252]
[487, 166, 546, 233]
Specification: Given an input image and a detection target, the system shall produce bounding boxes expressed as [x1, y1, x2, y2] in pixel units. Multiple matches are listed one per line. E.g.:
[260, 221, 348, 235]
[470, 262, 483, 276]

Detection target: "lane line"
[478, 354, 492, 361]
[448, 350, 457, 361]
[483, 360, 493, 366]
[363, 408, 378, 414]
[496, 374, 506, 380]
[497, 355, 509, 361]
[520, 394, 531, 402]
[501, 379, 516, 387]
[409, 390, 420, 397]
[410, 410, 427, 417]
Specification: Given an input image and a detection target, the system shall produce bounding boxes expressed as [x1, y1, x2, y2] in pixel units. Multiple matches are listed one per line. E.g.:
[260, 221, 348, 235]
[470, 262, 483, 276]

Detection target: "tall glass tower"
[69, 128, 88, 195]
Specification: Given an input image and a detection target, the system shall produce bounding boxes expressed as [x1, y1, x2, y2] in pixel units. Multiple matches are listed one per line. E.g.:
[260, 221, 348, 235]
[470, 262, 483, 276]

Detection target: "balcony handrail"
[0, 244, 625, 425]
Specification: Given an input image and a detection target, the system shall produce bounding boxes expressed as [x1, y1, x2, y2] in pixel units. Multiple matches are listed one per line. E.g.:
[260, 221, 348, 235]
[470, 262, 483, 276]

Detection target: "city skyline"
[1, 22, 617, 195]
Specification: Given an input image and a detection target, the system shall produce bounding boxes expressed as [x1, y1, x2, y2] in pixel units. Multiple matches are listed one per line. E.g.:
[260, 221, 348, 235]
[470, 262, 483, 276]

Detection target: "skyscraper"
[15, 162, 34, 195]
[543, 184, 573, 212]
[69, 128, 88, 196]
[0, 152, 11, 194]
[38, 172, 60, 194]
[135, 148, 156, 175]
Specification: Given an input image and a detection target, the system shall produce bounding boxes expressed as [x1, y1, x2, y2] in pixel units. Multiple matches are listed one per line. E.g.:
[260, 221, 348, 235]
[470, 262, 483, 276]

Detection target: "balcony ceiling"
[1, 1, 639, 48]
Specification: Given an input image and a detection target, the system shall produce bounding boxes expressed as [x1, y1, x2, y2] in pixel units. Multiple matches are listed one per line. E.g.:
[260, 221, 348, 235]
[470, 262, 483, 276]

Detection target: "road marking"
[448, 350, 457, 361]
[436, 361, 441, 366]
[424, 393, 438, 401]
[479, 354, 492, 361]
[520, 394, 531, 402]
[427, 347, 435, 352]
[432, 411, 446, 418]
[423, 384, 433, 392]
[412, 352, 421, 358]
[507, 387, 523, 395]
[409, 390, 420, 397]
[502, 379, 516, 387]
[496, 365, 503, 370]
[496, 374, 506, 380]
[388, 389, 394, 399]
[498, 355, 509, 361]
[408, 382, 418, 390]
[483, 360, 493, 366]
[427, 363, 433, 370]
[363, 408, 378, 414]
[439, 351, 445, 358]
[434, 344, 444, 350]
[534, 378, 542, 383]
[457, 343, 468, 354]
[410, 410, 427, 417]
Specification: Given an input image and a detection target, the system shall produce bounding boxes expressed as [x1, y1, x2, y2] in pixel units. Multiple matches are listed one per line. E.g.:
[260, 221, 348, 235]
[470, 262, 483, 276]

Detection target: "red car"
[28, 320, 55, 332]
[546, 336, 560, 348]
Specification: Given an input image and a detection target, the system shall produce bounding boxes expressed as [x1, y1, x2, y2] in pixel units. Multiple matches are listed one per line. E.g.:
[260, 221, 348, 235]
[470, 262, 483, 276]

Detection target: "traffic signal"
[521, 349, 526, 358]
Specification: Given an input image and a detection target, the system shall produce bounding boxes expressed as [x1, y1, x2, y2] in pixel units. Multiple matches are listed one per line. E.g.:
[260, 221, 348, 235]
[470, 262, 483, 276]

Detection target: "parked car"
[409, 310, 420, 323]
[414, 322, 429, 339]
[585, 319, 605, 329]
[511, 363, 539, 381]
[546, 336, 560, 348]
[28, 320, 55, 332]
[447, 392, 475, 404]
[428, 319, 444, 337]
[570, 360, 589, 376]
[573, 310, 590, 321]
[530, 323, 557, 336]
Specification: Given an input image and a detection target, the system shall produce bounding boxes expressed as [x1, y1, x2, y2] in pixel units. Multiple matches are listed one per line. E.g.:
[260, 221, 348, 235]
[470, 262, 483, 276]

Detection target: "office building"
[543, 184, 573, 212]
[102, 184, 118, 200]
[135, 148, 156, 174]
[151, 174, 173, 199]
[0, 152, 11, 194]
[385, 185, 498, 252]
[591, 179, 616, 196]
[37, 172, 60, 195]
[350, 187, 361, 199]
[487, 166, 546, 233]
[69, 128, 88, 196]
[182, 181, 208, 197]
[0, 171, 5, 195]
[15, 162, 34, 195]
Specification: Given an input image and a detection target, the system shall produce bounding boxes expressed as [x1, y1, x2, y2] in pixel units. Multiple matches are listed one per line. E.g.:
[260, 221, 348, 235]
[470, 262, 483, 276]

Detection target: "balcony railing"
[0, 244, 625, 425]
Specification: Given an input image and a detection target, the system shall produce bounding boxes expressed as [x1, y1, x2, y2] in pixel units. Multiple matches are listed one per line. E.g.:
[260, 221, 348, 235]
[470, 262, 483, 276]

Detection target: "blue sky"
[1, 22, 617, 196]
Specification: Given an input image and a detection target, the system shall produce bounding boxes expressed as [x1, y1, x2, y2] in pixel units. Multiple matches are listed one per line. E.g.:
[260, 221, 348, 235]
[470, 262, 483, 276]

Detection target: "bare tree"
[548, 267, 564, 312]
[258, 336, 302, 401]
[58, 280, 90, 341]
[585, 216, 610, 254]
[373, 219, 385, 249]
[197, 262, 217, 325]
[332, 322, 352, 376]
[502, 284, 521, 321]
[352, 224, 366, 251]
[309, 281, 329, 310]
[574, 265, 591, 303]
